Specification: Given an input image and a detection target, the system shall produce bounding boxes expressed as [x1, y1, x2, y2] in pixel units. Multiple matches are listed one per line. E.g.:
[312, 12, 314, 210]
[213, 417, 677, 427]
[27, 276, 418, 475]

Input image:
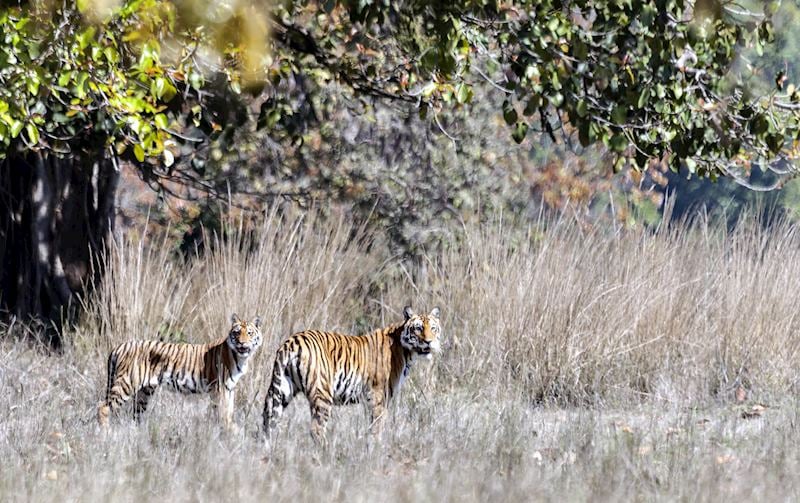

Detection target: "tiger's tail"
[98, 349, 119, 427]
[263, 346, 298, 439]
[106, 350, 119, 402]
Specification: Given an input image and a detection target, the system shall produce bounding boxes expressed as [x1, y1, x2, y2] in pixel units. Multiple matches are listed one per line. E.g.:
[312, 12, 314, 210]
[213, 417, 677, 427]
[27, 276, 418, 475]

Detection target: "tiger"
[263, 306, 442, 443]
[97, 314, 263, 430]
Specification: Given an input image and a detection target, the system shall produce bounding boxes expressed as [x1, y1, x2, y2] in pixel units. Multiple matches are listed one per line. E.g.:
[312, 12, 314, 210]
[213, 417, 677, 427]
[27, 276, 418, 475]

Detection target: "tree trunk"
[0, 151, 118, 346]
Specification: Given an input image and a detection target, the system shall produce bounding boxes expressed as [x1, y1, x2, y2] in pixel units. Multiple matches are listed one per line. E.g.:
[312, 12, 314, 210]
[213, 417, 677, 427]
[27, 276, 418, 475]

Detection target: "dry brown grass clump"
[2, 210, 800, 500]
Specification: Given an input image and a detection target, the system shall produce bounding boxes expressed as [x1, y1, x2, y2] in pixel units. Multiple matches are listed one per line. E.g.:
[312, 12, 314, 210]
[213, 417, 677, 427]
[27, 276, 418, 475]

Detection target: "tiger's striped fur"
[97, 314, 262, 430]
[263, 306, 442, 443]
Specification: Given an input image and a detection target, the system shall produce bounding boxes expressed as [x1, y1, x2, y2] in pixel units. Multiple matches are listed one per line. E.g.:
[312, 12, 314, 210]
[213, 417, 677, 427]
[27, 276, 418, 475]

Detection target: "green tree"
[2, 0, 799, 340]
[0, 0, 266, 341]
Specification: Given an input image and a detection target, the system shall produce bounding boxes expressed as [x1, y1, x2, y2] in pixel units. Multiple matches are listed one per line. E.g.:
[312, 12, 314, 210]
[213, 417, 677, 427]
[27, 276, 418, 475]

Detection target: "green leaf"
[58, 71, 73, 87]
[523, 95, 542, 116]
[154, 113, 168, 129]
[764, 1, 781, 17]
[611, 106, 628, 125]
[750, 114, 770, 136]
[78, 26, 96, 50]
[26, 77, 39, 96]
[9, 120, 23, 138]
[766, 133, 783, 153]
[25, 123, 39, 144]
[576, 100, 588, 118]
[103, 47, 119, 63]
[609, 133, 628, 152]
[578, 121, 592, 147]
[502, 100, 518, 125]
[153, 78, 166, 99]
[133, 144, 145, 162]
[455, 83, 472, 104]
[637, 89, 649, 109]
[511, 121, 528, 144]
[548, 92, 564, 107]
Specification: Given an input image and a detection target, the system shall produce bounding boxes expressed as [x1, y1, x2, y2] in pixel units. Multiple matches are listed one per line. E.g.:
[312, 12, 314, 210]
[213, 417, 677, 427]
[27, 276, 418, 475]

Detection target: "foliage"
[620, 1, 800, 226]
[3, 1, 800, 188]
[261, 0, 800, 183]
[0, 0, 265, 168]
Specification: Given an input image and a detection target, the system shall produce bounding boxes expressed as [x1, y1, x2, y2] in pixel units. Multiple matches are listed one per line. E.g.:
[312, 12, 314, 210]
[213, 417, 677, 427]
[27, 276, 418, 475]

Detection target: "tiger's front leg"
[216, 387, 237, 432]
[368, 387, 387, 437]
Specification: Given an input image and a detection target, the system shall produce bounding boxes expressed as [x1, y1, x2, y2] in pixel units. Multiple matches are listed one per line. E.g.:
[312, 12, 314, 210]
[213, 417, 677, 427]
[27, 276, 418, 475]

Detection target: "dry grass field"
[2, 210, 800, 501]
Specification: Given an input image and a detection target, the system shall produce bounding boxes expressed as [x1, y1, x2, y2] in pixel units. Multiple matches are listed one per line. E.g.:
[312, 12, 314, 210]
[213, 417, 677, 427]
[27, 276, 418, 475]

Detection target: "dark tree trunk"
[0, 151, 119, 346]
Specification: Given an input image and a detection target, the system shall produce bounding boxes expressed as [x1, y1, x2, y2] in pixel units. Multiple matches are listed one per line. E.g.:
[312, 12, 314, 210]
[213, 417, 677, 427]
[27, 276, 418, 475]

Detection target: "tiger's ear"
[430, 307, 440, 318]
[403, 306, 415, 320]
[231, 313, 240, 325]
[254, 316, 262, 328]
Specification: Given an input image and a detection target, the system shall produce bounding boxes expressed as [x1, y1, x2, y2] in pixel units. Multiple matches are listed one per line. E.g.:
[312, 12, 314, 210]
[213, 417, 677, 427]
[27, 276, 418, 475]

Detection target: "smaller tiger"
[97, 314, 262, 430]
[263, 306, 443, 443]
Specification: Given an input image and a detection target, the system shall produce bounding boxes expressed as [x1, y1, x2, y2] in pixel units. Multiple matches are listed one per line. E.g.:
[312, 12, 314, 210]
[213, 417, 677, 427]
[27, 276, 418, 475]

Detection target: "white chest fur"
[393, 355, 415, 396]
[224, 358, 248, 391]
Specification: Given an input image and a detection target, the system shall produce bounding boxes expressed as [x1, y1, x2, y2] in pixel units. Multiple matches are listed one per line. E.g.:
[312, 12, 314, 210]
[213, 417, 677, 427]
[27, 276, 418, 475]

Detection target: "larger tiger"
[97, 314, 262, 430]
[263, 306, 442, 443]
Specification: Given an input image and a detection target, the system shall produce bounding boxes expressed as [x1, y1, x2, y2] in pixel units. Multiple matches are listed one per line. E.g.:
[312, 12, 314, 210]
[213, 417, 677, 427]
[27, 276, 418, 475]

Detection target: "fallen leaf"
[44, 470, 58, 481]
[735, 386, 747, 403]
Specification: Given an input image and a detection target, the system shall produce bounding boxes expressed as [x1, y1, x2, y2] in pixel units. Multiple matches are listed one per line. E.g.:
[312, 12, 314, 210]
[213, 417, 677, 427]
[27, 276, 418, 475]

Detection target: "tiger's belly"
[159, 357, 248, 394]
[162, 369, 210, 394]
[331, 369, 366, 405]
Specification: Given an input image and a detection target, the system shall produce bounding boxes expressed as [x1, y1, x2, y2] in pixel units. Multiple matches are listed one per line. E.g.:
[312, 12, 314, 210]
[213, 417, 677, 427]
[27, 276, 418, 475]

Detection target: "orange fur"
[263, 306, 442, 442]
[98, 314, 262, 430]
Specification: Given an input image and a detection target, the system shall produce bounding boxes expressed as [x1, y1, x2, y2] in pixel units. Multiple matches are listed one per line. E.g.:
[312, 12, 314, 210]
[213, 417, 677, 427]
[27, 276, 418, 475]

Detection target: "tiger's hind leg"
[308, 391, 333, 446]
[262, 356, 299, 442]
[133, 385, 157, 422]
[98, 379, 136, 428]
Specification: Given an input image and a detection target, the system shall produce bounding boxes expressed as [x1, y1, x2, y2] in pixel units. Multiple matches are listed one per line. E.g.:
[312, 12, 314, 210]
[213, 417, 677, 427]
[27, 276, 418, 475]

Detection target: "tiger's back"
[272, 328, 404, 406]
[104, 339, 231, 397]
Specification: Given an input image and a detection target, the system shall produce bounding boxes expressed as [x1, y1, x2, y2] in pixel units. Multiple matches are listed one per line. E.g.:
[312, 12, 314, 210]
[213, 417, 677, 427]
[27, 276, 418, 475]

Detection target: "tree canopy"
[1, 1, 798, 181]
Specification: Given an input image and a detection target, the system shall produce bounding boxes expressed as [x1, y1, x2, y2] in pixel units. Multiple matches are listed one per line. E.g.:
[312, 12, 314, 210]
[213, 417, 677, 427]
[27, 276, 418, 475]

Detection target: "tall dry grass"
[425, 215, 800, 406]
[3, 208, 800, 500]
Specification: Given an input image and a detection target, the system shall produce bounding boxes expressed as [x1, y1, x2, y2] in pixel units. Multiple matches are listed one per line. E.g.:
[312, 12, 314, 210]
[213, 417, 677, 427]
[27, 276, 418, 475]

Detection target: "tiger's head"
[228, 313, 263, 357]
[400, 306, 442, 360]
